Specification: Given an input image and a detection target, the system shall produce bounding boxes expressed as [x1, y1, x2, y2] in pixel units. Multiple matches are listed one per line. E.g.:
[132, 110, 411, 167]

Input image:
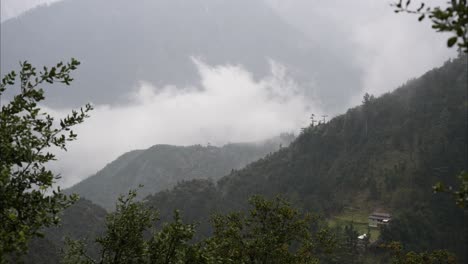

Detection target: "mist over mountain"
[45, 59, 317, 188]
[66, 134, 295, 210]
[1, 0, 361, 112]
[1, 0, 456, 189]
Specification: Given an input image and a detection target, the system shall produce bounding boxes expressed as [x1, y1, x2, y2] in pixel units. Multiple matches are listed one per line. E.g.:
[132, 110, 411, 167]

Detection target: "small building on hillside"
[368, 212, 391, 227]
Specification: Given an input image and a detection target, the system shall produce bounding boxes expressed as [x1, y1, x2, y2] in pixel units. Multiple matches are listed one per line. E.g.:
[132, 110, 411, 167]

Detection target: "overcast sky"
[267, 0, 455, 105]
[1, 0, 61, 21]
[1, 0, 457, 188]
[1, 0, 455, 103]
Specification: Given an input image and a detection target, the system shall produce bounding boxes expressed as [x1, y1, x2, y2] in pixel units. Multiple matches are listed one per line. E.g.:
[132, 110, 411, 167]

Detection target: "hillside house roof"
[368, 212, 391, 221]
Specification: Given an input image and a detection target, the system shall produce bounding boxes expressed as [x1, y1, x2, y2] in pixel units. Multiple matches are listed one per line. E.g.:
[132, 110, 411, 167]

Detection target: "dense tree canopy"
[63, 192, 336, 264]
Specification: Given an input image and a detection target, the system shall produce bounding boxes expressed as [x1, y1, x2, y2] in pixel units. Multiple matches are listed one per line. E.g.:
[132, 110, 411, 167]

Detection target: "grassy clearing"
[328, 210, 380, 242]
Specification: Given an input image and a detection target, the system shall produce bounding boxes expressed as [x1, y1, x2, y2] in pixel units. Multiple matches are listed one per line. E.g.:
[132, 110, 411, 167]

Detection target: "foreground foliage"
[433, 170, 468, 208]
[205, 196, 336, 264]
[0, 60, 92, 261]
[383, 242, 456, 264]
[63, 192, 336, 264]
[393, 0, 468, 52]
[62, 192, 459, 264]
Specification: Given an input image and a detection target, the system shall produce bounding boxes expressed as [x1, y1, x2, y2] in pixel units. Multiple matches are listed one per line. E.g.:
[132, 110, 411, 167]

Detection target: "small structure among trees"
[368, 212, 391, 228]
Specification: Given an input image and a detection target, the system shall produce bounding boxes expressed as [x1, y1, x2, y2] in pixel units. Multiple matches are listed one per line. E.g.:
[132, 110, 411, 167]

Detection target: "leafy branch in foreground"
[0, 59, 92, 261]
[62, 189, 204, 264]
[205, 195, 335, 264]
[392, 0, 468, 52]
[433, 171, 468, 208]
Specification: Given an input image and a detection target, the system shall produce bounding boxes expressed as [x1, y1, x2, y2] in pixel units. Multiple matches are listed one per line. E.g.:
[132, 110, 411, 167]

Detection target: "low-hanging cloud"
[48, 59, 321, 188]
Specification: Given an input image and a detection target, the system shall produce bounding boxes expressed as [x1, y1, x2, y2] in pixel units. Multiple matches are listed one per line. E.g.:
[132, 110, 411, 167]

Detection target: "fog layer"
[49, 60, 319, 187]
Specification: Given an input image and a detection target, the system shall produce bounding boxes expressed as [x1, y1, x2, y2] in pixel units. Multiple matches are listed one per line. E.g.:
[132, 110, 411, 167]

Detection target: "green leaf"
[447, 36, 457, 47]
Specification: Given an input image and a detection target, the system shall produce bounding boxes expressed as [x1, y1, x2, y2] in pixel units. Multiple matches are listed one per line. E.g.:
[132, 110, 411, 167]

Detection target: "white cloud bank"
[48, 59, 320, 188]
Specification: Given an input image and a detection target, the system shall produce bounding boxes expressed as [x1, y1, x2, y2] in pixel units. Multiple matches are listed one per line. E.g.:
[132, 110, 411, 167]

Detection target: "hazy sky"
[1, 0, 457, 188]
[1, 0, 62, 21]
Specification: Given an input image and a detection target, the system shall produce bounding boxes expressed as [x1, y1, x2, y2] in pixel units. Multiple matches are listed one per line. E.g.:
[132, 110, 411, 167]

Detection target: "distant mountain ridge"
[66, 134, 295, 210]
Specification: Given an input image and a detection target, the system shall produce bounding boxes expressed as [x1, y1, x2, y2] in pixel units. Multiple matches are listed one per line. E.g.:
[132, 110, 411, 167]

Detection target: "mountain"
[22, 55, 467, 262]
[144, 55, 467, 259]
[0, 0, 361, 112]
[66, 134, 295, 210]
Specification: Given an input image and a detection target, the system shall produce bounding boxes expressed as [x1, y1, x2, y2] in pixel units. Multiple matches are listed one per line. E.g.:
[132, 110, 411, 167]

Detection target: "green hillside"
[66, 135, 294, 210]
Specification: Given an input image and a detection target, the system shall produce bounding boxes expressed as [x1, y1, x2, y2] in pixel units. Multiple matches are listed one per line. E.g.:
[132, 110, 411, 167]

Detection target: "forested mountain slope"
[66, 135, 294, 210]
[145, 55, 467, 259]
